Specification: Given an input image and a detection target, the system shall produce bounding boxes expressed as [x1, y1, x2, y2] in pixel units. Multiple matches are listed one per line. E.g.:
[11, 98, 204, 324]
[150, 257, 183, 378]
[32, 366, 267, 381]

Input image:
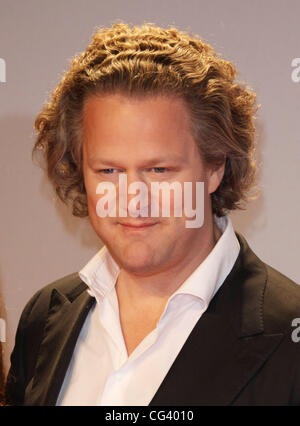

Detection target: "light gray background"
[1, 0, 300, 373]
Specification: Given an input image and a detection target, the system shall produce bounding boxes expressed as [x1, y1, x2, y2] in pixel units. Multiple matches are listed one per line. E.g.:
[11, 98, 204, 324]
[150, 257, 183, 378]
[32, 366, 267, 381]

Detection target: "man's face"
[82, 93, 223, 276]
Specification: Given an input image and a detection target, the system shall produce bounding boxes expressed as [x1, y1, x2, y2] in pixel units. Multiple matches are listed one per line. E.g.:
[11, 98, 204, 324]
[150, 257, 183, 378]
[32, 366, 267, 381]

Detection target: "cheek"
[170, 191, 182, 217]
[86, 188, 103, 223]
[86, 190, 98, 212]
[84, 174, 101, 210]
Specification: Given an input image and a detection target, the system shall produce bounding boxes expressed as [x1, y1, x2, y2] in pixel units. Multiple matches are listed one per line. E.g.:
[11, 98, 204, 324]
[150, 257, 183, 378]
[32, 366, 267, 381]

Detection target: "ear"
[207, 160, 226, 194]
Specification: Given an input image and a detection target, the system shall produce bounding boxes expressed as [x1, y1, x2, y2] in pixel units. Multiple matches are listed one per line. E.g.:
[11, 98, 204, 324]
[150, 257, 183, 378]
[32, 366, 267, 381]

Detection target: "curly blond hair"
[33, 22, 259, 217]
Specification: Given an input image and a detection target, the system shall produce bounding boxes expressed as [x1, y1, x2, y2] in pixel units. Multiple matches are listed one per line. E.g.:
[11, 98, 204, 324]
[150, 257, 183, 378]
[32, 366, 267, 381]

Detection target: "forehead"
[82, 92, 198, 161]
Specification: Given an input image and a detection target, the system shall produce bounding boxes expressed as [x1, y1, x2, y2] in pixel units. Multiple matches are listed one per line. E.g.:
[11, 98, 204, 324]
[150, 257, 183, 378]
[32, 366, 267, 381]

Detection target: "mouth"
[117, 221, 159, 231]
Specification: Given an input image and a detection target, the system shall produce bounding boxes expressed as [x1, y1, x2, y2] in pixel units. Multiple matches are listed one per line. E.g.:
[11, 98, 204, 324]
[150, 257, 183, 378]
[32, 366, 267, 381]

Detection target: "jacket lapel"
[24, 282, 95, 406]
[149, 234, 284, 406]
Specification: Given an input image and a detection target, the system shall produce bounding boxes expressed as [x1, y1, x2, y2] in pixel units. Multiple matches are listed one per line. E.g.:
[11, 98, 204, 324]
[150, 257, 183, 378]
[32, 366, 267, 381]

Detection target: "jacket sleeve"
[5, 288, 47, 406]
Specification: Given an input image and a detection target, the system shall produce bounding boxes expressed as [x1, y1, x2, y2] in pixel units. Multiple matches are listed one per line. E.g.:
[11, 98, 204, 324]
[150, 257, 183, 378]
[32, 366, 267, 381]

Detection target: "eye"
[150, 167, 170, 173]
[99, 168, 119, 174]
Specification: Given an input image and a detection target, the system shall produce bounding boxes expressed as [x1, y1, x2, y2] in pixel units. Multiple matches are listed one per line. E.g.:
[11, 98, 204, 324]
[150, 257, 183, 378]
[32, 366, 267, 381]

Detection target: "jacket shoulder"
[20, 272, 86, 325]
[6, 272, 87, 405]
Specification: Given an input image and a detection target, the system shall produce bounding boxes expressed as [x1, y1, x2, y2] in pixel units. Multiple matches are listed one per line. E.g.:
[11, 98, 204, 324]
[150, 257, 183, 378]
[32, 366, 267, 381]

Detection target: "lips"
[118, 221, 158, 229]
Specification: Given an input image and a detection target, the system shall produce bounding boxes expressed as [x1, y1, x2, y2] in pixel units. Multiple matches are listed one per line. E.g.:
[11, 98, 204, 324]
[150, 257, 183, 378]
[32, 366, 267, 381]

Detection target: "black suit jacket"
[5, 234, 300, 405]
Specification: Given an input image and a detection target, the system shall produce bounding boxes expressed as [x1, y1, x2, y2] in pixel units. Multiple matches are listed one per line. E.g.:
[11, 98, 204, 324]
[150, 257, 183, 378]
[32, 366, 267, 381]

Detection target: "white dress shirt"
[56, 214, 240, 406]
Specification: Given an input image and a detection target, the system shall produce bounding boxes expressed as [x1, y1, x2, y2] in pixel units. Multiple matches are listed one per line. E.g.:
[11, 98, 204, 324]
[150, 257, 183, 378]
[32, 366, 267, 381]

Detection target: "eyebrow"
[89, 155, 185, 167]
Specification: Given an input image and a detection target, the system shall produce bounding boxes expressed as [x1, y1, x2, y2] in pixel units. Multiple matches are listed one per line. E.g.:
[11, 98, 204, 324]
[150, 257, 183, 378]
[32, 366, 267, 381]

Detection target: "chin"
[111, 241, 162, 275]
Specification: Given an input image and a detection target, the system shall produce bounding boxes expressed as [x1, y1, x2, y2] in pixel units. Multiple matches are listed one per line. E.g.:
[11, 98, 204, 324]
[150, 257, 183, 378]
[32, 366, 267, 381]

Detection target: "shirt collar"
[79, 245, 120, 301]
[169, 215, 240, 309]
[79, 214, 240, 308]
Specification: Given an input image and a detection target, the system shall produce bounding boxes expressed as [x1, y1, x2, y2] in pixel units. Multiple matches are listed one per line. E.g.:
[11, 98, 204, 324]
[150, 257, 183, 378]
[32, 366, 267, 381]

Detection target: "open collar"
[24, 233, 283, 406]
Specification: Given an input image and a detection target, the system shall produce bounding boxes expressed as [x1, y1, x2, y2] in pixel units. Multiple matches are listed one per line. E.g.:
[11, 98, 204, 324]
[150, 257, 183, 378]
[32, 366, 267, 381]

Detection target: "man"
[6, 22, 300, 406]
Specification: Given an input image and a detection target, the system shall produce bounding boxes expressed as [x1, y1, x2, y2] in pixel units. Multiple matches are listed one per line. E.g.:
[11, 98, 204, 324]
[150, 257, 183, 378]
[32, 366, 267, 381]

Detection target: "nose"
[118, 171, 150, 218]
